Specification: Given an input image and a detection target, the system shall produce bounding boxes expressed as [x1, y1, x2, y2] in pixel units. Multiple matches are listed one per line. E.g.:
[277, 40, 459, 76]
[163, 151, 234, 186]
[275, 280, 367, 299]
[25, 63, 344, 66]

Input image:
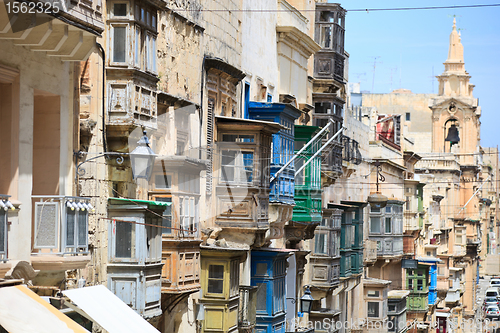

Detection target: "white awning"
[0, 285, 90, 333]
[63, 285, 160, 333]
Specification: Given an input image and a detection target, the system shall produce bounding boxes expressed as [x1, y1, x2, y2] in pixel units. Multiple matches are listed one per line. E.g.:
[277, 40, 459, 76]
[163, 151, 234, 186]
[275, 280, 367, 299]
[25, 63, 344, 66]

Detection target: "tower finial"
[453, 17, 456, 30]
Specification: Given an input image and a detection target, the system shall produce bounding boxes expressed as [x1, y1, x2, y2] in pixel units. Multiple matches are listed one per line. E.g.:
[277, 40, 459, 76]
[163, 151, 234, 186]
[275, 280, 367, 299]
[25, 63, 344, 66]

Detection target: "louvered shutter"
[206, 98, 215, 195]
[34, 202, 59, 249]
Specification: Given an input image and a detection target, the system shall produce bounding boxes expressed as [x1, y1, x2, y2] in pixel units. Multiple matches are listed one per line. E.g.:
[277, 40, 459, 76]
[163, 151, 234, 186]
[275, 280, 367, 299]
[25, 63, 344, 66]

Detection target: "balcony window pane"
[385, 217, 392, 234]
[320, 11, 334, 22]
[314, 233, 327, 254]
[114, 3, 127, 16]
[257, 263, 267, 276]
[417, 279, 424, 291]
[370, 217, 381, 233]
[315, 118, 329, 129]
[243, 152, 254, 182]
[367, 302, 379, 317]
[367, 290, 379, 297]
[314, 102, 331, 114]
[295, 157, 305, 185]
[135, 28, 140, 66]
[221, 150, 236, 182]
[221, 150, 254, 183]
[152, 37, 157, 73]
[256, 283, 267, 311]
[66, 209, 75, 246]
[222, 134, 254, 142]
[208, 264, 224, 294]
[78, 212, 87, 247]
[116, 221, 132, 258]
[321, 26, 332, 48]
[230, 260, 239, 297]
[113, 26, 126, 63]
[155, 197, 172, 235]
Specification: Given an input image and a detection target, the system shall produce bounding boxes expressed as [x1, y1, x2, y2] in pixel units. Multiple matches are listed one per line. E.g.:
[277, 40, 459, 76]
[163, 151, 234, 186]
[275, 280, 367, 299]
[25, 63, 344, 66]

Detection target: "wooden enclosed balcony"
[30, 195, 91, 271]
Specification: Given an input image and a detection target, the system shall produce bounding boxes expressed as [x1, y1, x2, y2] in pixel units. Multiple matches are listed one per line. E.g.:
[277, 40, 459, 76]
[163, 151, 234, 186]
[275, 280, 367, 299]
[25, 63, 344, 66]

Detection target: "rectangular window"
[370, 217, 381, 233]
[367, 302, 380, 318]
[314, 102, 331, 114]
[155, 197, 172, 235]
[417, 279, 424, 291]
[154, 174, 171, 189]
[145, 34, 150, 71]
[78, 212, 87, 247]
[114, 3, 127, 16]
[207, 264, 224, 294]
[385, 217, 392, 234]
[333, 231, 340, 257]
[314, 232, 328, 255]
[256, 283, 267, 311]
[112, 26, 126, 63]
[115, 220, 134, 258]
[295, 156, 305, 186]
[230, 260, 239, 297]
[273, 277, 285, 313]
[408, 279, 414, 290]
[66, 209, 88, 250]
[406, 112, 411, 121]
[180, 197, 193, 236]
[267, 94, 272, 102]
[152, 36, 157, 72]
[367, 290, 380, 297]
[321, 26, 332, 48]
[135, 27, 140, 67]
[221, 150, 254, 183]
[222, 134, 254, 142]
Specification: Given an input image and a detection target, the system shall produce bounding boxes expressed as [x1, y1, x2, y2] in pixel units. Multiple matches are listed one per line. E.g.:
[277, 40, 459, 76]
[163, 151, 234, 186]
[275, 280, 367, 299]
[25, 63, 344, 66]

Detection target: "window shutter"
[0, 211, 5, 254]
[206, 98, 215, 195]
[34, 202, 59, 249]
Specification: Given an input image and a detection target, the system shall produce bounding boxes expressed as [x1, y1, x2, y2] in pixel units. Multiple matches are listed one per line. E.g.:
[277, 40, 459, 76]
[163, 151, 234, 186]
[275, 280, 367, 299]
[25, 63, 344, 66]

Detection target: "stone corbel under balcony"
[266, 203, 294, 242]
[0, 10, 101, 62]
[30, 254, 90, 271]
[284, 221, 318, 247]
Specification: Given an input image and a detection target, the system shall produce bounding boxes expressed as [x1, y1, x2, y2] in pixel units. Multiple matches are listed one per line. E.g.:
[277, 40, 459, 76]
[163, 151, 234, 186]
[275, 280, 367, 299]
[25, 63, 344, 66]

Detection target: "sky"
[342, 1, 500, 148]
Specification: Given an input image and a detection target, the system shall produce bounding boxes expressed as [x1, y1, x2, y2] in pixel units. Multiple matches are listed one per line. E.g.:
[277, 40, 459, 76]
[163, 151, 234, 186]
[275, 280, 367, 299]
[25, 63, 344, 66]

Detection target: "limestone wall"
[0, 39, 75, 261]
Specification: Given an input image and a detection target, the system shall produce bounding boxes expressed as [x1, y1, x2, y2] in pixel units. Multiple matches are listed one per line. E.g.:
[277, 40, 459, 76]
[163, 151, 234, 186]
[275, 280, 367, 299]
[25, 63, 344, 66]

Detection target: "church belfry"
[430, 18, 480, 162]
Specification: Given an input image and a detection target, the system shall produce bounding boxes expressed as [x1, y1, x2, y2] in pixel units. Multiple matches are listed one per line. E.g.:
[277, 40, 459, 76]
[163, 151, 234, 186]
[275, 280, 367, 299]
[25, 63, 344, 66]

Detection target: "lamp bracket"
[74, 151, 128, 182]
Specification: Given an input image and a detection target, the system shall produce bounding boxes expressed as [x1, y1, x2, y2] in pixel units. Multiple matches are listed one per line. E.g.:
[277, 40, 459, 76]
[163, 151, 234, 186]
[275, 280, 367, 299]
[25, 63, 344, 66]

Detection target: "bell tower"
[430, 18, 480, 163]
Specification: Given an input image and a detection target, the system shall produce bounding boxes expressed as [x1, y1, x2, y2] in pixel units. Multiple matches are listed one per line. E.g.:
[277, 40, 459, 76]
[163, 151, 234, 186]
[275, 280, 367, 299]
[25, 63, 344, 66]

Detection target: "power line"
[173, 4, 500, 13]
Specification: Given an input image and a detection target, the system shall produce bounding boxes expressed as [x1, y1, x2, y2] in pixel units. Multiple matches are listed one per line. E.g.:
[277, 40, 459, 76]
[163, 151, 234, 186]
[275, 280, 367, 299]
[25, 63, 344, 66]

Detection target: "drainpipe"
[96, 43, 107, 154]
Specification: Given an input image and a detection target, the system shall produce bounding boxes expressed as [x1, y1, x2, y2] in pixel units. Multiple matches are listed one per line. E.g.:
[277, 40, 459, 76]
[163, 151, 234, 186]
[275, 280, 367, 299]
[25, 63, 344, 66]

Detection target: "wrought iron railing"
[341, 135, 362, 165]
[32, 196, 92, 255]
[0, 194, 12, 262]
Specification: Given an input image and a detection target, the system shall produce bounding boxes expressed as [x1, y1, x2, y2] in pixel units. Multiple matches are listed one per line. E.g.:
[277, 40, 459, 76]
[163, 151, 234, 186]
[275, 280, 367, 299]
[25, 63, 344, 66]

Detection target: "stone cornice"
[277, 26, 321, 58]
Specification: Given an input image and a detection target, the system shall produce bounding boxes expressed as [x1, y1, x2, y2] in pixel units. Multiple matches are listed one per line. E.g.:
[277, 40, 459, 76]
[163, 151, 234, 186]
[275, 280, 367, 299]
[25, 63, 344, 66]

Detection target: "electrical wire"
[171, 3, 500, 13]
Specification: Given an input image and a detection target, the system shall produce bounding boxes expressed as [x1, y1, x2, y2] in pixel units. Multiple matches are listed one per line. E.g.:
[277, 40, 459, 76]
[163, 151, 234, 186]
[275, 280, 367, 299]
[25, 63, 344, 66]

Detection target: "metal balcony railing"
[32, 196, 91, 256]
[341, 135, 362, 165]
[0, 194, 12, 262]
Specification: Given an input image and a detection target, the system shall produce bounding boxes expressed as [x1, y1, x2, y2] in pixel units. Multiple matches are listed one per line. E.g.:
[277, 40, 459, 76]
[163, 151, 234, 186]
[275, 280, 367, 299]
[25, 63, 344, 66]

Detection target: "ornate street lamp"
[75, 130, 157, 182]
[129, 130, 157, 181]
[300, 286, 314, 314]
[367, 160, 388, 209]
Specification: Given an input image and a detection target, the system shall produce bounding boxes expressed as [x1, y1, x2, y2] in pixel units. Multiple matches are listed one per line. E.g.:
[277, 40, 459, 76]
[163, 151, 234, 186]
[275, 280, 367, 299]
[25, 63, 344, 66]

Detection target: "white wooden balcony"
[30, 195, 91, 271]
